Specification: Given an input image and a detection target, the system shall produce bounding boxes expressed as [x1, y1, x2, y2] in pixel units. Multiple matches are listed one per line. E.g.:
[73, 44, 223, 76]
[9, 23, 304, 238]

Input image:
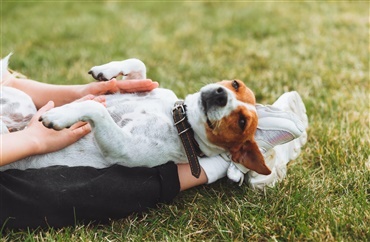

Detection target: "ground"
[1, 1, 369, 241]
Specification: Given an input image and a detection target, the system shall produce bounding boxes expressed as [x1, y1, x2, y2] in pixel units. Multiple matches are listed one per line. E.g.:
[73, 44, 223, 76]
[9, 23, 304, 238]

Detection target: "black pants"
[0, 162, 180, 229]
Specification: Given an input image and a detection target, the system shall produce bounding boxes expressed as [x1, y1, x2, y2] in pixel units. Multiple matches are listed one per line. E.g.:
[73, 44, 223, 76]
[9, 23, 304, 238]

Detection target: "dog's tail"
[1, 53, 28, 86]
[1, 53, 13, 85]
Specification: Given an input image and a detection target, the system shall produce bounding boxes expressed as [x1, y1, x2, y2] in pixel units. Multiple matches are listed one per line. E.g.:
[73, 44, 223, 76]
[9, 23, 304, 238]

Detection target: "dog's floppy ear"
[230, 140, 271, 175]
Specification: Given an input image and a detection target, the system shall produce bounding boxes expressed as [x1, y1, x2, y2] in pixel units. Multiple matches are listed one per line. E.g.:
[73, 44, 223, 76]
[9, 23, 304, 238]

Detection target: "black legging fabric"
[0, 162, 180, 229]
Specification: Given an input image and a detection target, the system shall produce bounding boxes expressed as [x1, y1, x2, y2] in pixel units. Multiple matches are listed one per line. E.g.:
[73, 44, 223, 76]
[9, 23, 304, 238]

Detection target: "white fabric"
[247, 91, 309, 190]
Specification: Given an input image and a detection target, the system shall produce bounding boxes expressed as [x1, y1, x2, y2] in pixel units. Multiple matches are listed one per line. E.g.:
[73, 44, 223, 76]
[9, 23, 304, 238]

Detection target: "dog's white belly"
[2, 88, 188, 170]
[104, 91, 187, 166]
[6, 135, 107, 170]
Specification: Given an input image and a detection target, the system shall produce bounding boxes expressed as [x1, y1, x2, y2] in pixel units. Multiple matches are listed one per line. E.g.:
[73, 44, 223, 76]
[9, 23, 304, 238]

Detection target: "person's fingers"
[69, 121, 90, 129]
[120, 84, 158, 93]
[86, 78, 158, 95]
[75, 94, 106, 106]
[100, 78, 119, 94]
[32, 101, 55, 122]
[53, 122, 91, 144]
[85, 79, 119, 96]
[76, 94, 96, 102]
[70, 122, 91, 138]
[92, 95, 106, 106]
[117, 79, 159, 93]
[38, 101, 55, 113]
[128, 81, 158, 92]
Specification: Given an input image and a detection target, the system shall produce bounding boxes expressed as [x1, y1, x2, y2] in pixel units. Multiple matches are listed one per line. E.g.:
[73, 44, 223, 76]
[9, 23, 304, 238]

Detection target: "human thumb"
[38, 101, 55, 114]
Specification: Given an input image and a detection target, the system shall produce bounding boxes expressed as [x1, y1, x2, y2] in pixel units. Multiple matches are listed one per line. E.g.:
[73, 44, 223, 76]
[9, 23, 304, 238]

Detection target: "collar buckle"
[172, 101, 186, 115]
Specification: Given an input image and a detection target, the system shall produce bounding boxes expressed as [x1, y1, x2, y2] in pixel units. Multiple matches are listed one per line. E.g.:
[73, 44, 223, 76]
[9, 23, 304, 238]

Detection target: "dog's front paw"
[39, 105, 80, 130]
[88, 61, 123, 82]
[88, 59, 146, 81]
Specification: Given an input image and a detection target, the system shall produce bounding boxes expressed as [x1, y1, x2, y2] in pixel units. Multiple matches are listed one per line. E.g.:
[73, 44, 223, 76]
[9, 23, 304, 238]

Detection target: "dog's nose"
[201, 87, 228, 112]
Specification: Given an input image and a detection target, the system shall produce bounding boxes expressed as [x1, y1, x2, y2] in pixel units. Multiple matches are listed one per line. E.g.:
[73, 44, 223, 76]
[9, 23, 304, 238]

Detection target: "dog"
[0, 55, 271, 176]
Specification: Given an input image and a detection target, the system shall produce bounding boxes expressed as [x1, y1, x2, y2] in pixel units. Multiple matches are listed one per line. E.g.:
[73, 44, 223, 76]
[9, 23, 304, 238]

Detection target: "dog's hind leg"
[40, 100, 129, 161]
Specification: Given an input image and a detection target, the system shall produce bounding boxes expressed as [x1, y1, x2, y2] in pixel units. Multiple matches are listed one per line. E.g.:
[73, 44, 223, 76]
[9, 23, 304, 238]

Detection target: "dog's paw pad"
[88, 70, 109, 81]
[40, 107, 79, 131]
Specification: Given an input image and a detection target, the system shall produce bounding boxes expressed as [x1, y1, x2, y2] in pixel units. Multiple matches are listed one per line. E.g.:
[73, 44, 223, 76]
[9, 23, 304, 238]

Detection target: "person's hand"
[116, 79, 159, 93]
[82, 78, 159, 96]
[26, 95, 105, 155]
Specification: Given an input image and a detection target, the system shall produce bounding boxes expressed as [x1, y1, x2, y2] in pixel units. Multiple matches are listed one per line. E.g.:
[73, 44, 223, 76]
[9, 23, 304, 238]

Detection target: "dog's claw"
[45, 122, 54, 129]
[96, 73, 108, 82]
[88, 70, 104, 82]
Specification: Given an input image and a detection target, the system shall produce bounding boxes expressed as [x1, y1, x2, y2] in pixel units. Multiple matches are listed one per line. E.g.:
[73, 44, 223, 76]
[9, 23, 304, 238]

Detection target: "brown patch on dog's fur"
[230, 140, 271, 175]
[205, 106, 258, 150]
[126, 71, 144, 80]
[5, 113, 33, 132]
[218, 79, 256, 105]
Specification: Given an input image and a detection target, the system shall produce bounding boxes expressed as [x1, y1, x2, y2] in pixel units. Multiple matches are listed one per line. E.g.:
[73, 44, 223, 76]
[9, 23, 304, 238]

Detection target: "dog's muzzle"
[201, 86, 228, 113]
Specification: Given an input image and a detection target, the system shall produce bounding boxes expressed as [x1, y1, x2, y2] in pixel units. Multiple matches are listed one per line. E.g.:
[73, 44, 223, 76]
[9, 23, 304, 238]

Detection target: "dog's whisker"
[211, 120, 221, 130]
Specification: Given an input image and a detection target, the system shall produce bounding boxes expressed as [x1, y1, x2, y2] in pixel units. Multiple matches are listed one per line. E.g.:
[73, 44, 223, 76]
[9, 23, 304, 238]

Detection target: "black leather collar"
[173, 100, 204, 178]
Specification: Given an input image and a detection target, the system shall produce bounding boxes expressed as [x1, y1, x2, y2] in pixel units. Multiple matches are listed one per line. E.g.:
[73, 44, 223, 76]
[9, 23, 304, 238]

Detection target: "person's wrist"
[4, 74, 16, 87]
[23, 127, 46, 155]
[15, 128, 41, 157]
[76, 84, 90, 99]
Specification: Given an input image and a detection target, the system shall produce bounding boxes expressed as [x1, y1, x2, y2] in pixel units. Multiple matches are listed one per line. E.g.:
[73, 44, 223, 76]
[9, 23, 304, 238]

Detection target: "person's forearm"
[0, 130, 38, 166]
[8, 78, 85, 109]
[177, 164, 208, 191]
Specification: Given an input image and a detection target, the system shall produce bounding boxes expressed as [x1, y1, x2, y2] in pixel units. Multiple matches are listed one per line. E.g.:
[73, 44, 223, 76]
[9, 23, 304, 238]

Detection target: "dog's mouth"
[206, 116, 215, 129]
[202, 98, 215, 130]
[204, 109, 217, 130]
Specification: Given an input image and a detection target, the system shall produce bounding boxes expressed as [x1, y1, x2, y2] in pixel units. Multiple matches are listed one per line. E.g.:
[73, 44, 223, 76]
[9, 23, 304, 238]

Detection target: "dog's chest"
[102, 89, 187, 165]
[105, 88, 177, 127]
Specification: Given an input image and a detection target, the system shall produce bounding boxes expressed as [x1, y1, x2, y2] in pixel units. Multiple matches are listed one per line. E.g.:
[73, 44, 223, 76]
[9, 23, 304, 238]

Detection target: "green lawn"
[1, 1, 369, 241]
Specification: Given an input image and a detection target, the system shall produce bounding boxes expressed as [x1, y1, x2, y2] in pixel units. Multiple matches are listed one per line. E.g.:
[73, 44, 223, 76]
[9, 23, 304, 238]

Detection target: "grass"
[1, 1, 369, 241]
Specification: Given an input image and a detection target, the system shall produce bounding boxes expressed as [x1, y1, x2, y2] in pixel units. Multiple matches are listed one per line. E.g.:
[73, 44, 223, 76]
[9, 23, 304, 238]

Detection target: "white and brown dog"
[0, 55, 270, 176]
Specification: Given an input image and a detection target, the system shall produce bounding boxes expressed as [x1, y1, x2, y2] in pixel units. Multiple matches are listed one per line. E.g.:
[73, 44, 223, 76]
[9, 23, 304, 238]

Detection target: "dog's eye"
[238, 116, 247, 130]
[232, 80, 239, 91]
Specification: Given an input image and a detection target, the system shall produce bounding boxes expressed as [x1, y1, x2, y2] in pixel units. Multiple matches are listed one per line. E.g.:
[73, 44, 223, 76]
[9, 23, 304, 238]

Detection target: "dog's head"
[186, 80, 271, 175]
